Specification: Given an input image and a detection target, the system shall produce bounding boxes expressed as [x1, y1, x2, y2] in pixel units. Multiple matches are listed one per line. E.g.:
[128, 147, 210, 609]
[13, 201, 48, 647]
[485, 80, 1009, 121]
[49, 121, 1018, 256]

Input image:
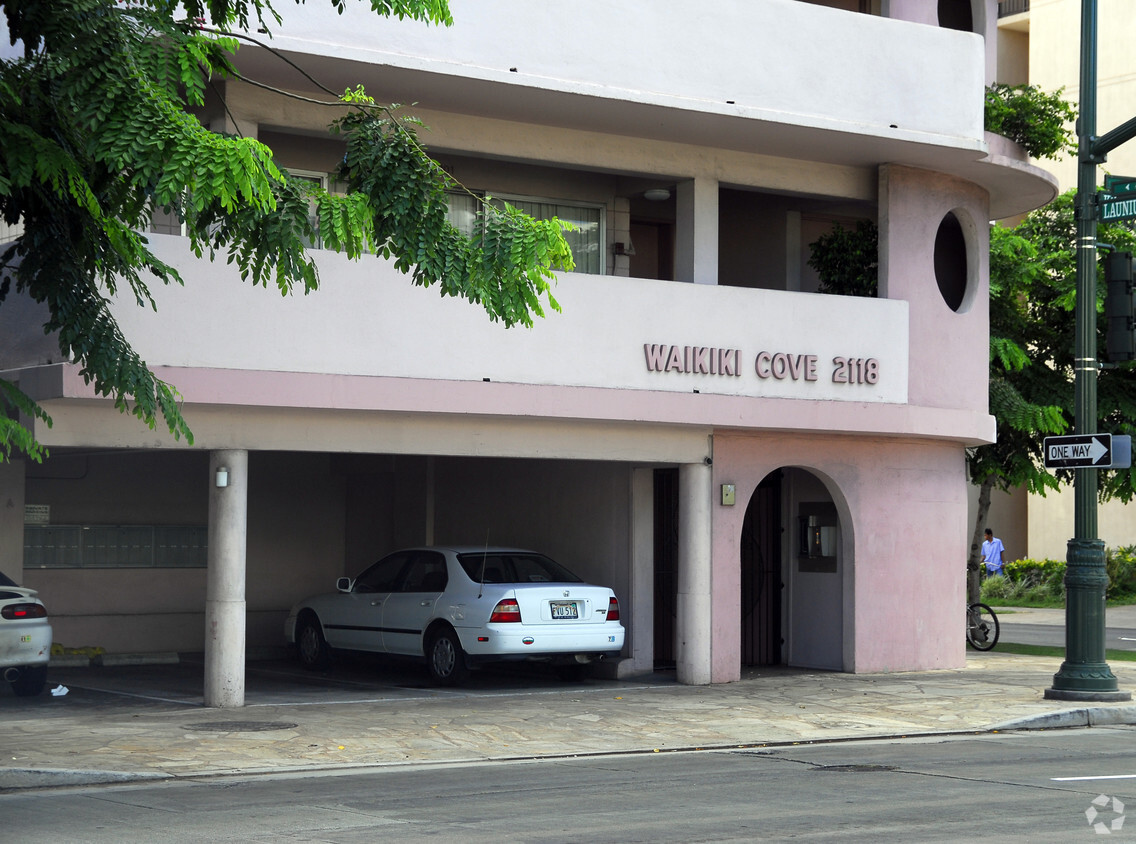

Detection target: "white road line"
[1052, 774, 1136, 782]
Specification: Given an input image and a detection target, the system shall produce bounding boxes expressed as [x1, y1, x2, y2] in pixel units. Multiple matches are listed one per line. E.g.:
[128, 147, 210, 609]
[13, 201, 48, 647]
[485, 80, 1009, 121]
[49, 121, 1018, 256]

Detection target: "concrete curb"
[49, 652, 183, 668]
[990, 705, 1136, 731]
[0, 768, 170, 791]
[93, 653, 180, 667]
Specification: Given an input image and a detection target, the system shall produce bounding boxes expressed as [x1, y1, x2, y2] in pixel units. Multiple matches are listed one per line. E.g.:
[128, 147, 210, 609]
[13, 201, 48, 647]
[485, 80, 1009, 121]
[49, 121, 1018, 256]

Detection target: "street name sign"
[1104, 175, 1136, 195]
[1101, 176, 1136, 222]
[1101, 196, 1136, 222]
[1043, 434, 1132, 469]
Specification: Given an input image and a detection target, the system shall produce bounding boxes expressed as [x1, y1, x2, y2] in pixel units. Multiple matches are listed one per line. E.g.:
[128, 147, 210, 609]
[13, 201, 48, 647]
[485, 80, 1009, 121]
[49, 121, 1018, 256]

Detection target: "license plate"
[550, 601, 578, 619]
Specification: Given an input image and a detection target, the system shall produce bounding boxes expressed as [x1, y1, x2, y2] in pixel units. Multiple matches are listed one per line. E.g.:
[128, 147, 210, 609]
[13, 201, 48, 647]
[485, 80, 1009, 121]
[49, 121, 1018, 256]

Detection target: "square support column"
[675, 177, 719, 285]
[677, 461, 713, 685]
[0, 460, 26, 582]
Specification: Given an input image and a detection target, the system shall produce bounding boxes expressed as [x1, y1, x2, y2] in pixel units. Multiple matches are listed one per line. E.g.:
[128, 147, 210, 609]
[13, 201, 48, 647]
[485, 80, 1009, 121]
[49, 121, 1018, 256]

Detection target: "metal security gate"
[740, 472, 782, 665]
[653, 468, 679, 669]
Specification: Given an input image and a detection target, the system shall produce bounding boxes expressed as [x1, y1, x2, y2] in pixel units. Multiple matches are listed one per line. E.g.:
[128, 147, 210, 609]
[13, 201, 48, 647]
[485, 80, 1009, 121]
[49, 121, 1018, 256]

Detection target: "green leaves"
[806, 219, 878, 298]
[0, 380, 52, 463]
[336, 108, 568, 327]
[1, 0, 575, 463]
[984, 84, 1076, 161]
[978, 190, 1136, 503]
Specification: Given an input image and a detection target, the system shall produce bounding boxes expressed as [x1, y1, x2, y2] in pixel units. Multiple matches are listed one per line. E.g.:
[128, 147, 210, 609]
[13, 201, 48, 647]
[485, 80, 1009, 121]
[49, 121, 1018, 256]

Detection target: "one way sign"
[1043, 434, 1132, 469]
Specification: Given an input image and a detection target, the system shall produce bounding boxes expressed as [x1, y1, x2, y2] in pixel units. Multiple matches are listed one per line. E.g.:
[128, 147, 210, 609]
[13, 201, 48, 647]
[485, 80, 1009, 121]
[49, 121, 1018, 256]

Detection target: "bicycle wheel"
[966, 602, 1000, 651]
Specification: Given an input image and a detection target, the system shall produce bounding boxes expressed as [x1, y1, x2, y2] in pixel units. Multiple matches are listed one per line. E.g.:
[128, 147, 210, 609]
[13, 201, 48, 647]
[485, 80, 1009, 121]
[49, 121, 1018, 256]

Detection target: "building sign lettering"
[644, 344, 880, 387]
[643, 344, 743, 377]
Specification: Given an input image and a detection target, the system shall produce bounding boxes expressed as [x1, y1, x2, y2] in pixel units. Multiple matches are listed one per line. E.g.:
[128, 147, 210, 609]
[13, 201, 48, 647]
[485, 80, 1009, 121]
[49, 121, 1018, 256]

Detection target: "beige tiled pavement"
[4, 647, 1136, 791]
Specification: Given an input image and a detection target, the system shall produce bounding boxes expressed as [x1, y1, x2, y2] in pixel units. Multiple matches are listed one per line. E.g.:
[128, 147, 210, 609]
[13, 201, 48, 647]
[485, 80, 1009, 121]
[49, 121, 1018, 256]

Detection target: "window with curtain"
[447, 192, 604, 275]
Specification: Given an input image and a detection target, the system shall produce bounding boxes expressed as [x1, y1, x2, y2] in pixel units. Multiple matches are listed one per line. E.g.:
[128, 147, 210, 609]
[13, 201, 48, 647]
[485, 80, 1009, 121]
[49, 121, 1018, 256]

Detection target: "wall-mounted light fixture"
[215, 466, 229, 488]
[644, 188, 671, 202]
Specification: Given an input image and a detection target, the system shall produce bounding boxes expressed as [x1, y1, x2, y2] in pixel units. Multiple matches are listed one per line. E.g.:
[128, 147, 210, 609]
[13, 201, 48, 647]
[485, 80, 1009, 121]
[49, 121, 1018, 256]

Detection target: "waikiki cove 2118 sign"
[643, 343, 879, 386]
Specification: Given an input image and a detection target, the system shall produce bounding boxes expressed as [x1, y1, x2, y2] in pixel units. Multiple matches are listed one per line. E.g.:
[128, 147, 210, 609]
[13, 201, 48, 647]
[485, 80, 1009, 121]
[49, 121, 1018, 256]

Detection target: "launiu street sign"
[1043, 433, 1132, 469]
[1101, 175, 1136, 222]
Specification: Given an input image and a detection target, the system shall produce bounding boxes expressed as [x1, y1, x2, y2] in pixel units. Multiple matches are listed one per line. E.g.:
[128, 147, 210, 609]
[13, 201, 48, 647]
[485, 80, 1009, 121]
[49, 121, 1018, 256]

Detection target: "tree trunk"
[968, 478, 994, 605]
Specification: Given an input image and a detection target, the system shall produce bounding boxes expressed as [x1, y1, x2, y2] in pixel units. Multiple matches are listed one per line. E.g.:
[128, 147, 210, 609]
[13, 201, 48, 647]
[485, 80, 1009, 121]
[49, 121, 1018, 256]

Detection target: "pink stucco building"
[0, 0, 1058, 702]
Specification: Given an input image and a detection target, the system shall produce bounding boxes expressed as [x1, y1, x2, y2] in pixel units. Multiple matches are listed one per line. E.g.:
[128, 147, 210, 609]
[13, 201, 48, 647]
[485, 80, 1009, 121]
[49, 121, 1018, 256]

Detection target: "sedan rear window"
[457, 552, 583, 585]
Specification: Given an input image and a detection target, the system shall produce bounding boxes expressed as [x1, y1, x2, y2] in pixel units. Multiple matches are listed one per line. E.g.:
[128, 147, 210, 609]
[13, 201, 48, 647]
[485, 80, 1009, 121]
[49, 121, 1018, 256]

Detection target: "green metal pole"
[1046, 0, 1128, 701]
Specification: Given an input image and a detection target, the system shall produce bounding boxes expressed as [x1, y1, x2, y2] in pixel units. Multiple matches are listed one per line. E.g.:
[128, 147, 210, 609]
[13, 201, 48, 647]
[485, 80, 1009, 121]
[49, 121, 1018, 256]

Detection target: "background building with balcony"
[0, 0, 1056, 695]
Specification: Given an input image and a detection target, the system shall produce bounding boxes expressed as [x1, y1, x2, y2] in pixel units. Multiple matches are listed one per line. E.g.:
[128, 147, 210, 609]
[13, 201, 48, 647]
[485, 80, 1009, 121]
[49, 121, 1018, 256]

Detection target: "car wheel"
[11, 665, 47, 697]
[427, 627, 469, 686]
[297, 616, 331, 671]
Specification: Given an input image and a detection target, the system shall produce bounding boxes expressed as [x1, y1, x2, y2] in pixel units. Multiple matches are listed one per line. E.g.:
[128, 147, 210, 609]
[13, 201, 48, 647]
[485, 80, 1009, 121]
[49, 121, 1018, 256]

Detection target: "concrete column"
[616, 467, 656, 677]
[677, 461, 713, 685]
[675, 177, 719, 285]
[208, 84, 259, 139]
[0, 459, 27, 582]
[205, 449, 248, 708]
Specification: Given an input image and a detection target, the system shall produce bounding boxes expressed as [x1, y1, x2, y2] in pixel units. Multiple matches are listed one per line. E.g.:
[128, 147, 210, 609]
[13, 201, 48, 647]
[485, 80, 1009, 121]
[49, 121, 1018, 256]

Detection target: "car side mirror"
[336, 577, 352, 593]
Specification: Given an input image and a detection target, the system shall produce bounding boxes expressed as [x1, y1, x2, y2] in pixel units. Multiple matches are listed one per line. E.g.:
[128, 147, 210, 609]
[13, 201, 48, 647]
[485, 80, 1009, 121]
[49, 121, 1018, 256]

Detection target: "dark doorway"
[630, 220, 675, 281]
[741, 472, 782, 665]
[653, 467, 679, 669]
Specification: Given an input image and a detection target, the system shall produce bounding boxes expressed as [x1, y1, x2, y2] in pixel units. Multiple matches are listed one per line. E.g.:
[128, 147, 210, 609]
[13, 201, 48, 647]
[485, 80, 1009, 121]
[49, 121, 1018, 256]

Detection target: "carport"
[6, 395, 717, 705]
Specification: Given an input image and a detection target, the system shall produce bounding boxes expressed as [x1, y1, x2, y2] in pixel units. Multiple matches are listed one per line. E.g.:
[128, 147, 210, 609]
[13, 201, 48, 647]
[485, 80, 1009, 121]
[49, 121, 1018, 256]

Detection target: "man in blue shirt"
[981, 528, 1006, 576]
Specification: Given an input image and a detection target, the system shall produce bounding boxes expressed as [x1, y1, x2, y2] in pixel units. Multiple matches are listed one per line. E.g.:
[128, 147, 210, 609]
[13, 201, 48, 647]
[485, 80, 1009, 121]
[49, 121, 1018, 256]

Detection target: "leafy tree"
[984, 84, 1077, 161]
[966, 190, 1136, 601]
[0, 0, 573, 462]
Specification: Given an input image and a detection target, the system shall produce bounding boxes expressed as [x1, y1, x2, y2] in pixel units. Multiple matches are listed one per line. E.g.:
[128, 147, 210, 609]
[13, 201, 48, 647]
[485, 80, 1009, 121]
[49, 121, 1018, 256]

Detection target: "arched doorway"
[740, 467, 845, 670]
[740, 471, 781, 665]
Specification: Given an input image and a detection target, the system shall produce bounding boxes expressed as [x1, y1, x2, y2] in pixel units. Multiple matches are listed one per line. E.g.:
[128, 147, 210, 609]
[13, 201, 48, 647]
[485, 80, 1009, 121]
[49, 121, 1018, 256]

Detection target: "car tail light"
[607, 597, 620, 621]
[1, 603, 47, 620]
[489, 598, 521, 623]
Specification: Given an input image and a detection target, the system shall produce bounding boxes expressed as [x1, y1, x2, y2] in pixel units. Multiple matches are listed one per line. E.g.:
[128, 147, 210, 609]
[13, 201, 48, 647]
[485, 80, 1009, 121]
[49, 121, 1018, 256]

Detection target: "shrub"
[984, 84, 1076, 161]
[982, 557, 1066, 606]
[980, 549, 1136, 605]
[1107, 545, 1136, 600]
[806, 219, 878, 298]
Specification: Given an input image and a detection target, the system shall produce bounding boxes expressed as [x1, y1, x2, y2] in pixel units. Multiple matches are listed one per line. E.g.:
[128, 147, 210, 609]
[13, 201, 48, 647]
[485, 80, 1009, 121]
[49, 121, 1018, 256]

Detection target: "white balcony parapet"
[110, 237, 908, 406]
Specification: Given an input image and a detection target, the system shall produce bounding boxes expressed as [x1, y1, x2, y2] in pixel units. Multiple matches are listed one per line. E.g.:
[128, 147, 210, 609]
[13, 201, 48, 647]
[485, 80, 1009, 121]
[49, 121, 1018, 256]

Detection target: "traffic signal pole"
[1045, 0, 1130, 701]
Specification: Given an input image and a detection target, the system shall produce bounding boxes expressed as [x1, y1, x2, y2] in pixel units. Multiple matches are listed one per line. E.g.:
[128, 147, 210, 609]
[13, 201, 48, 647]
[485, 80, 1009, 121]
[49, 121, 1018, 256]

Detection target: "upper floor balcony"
[235, 0, 989, 178]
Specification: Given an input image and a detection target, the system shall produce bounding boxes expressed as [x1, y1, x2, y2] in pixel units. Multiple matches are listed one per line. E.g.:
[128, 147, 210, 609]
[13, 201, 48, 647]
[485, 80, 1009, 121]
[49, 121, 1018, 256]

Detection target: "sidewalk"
[4, 650, 1136, 792]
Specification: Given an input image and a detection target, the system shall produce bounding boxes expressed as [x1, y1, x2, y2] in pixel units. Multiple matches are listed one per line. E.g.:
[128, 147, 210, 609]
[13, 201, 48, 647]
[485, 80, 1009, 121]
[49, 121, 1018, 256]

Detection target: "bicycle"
[966, 602, 1000, 651]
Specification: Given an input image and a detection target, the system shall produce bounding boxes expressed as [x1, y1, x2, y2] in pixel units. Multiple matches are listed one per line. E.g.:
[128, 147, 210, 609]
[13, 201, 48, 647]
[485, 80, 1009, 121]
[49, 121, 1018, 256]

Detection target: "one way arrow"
[1088, 436, 1109, 464]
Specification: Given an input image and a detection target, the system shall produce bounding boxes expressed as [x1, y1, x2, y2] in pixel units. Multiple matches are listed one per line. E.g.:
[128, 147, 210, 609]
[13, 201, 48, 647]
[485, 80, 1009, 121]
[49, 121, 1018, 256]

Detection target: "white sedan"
[285, 547, 625, 684]
[0, 571, 52, 696]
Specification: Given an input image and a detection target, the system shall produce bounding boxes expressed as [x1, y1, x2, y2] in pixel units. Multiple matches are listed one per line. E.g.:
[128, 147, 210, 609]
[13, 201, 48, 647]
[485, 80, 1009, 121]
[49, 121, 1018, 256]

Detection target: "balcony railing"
[999, 0, 1029, 17]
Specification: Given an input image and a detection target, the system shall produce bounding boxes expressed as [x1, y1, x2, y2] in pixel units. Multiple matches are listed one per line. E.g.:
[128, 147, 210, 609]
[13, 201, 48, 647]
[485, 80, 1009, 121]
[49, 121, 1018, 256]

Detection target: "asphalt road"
[6, 728, 1136, 842]
[996, 604, 1136, 651]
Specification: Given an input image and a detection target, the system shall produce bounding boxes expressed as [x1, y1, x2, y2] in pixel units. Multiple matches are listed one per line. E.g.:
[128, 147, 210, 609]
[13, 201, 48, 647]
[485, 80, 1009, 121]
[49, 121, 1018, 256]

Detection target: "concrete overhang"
[231, 48, 1058, 220]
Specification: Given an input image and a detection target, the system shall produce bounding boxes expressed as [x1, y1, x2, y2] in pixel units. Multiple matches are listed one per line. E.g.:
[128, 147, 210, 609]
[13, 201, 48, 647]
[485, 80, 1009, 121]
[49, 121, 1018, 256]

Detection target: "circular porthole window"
[934, 210, 971, 313]
[938, 0, 974, 33]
